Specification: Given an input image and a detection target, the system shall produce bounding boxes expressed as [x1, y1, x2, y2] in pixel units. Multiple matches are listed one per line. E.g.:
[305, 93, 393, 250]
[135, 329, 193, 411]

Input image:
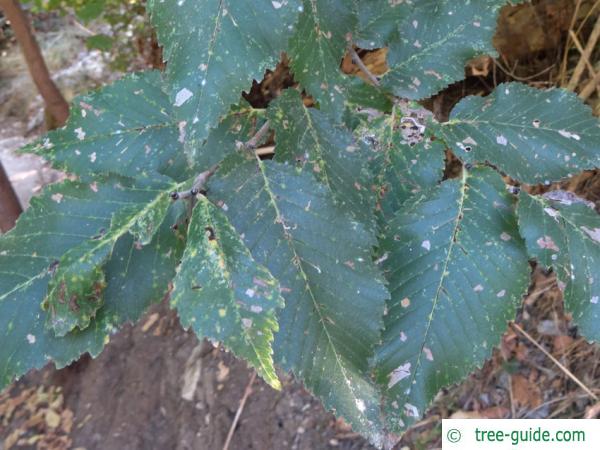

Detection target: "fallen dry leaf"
[511, 374, 543, 409]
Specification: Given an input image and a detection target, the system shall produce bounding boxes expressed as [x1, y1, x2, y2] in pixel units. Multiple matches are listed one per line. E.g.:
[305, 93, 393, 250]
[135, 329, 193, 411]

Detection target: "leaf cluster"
[2, 1, 599, 446]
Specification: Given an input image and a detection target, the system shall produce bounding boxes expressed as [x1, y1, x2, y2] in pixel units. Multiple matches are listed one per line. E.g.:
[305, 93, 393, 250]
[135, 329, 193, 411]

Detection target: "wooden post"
[0, 0, 69, 125]
[0, 161, 22, 232]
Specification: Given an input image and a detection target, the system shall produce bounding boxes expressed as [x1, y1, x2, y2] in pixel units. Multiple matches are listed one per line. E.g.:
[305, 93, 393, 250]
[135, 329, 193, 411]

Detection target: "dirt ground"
[2, 304, 373, 450]
[1, 2, 600, 449]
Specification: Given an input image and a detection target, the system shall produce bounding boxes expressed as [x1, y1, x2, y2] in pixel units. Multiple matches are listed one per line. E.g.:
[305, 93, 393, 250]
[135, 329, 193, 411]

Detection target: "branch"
[0, 0, 69, 126]
[237, 120, 271, 151]
[347, 44, 380, 87]
[0, 161, 22, 232]
[170, 164, 219, 201]
[171, 119, 275, 202]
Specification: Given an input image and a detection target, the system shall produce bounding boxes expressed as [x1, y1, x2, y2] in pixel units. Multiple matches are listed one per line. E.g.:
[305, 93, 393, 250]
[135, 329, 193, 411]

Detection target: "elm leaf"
[171, 197, 283, 389]
[375, 167, 529, 432]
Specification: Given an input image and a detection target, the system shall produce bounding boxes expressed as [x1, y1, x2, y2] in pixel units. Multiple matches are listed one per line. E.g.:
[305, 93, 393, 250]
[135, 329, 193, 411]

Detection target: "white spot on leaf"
[75, 127, 86, 141]
[496, 135, 508, 146]
[355, 399, 366, 413]
[544, 207, 560, 221]
[581, 226, 600, 243]
[558, 129, 581, 141]
[423, 347, 434, 361]
[421, 240, 431, 251]
[174, 88, 193, 107]
[404, 403, 419, 417]
[388, 363, 411, 388]
[178, 121, 187, 144]
[536, 235, 559, 251]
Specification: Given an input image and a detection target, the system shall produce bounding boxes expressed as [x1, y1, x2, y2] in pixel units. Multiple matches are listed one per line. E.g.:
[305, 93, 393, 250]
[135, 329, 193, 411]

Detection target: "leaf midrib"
[256, 157, 369, 412]
[403, 170, 467, 399]
[45, 182, 179, 304]
[198, 199, 279, 387]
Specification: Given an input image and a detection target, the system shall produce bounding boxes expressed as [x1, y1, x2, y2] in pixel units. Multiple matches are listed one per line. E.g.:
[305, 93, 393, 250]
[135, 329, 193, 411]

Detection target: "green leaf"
[342, 80, 394, 131]
[375, 167, 528, 432]
[209, 153, 389, 446]
[147, 0, 300, 151]
[23, 71, 188, 181]
[517, 191, 600, 341]
[267, 90, 376, 229]
[189, 104, 266, 171]
[45, 179, 175, 336]
[171, 197, 283, 389]
[0, 178, 185, 391]
[85, 34, 114, 52]
[346, 78, 393, 113]
[355, 0, 411, 49]
[364, 111, 445, 221]
[382, 0, 505, 100]
[436, 83, 600, 184]
[75, 0, 105, 22]
[288, 0, 356, 118]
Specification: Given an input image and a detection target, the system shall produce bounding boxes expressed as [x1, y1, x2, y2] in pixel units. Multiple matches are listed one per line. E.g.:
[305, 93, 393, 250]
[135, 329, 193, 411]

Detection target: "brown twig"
[0, 161, 22, 232]
[347, 44, 380, 86]
[568, 30, 599, 90]
[493, 60, 555, 82]
[170, 164, 219, 201]
[567, 14, 600, 92]
[579, 69, 600, 101]
[511, 323, 598, 401]
[559, 0, 583, 85]
[222, 371, 257, 450]
[239, 120, 271, 151]
[0, 0, 69, 125]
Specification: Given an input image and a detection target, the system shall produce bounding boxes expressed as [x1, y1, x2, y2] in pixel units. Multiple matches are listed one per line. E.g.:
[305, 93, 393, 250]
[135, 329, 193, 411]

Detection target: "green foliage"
[85, 34, 114, 52]
[147, 0, 300, 151]
[375, 167, 529, 432]
[209, 153, 388, 443]
[364, 109, 446, 221]
[267, 90, 376, 229]
[517, 191, 600, 341]
[435, 83, 600, 184]
[380, 0, 506, 99]
[2, 1, 600, 448]
[171, 196, 284, 389]
[23, 71, 189, 181]
[287, 0, 355, 118]
[0, 176, 185, 389]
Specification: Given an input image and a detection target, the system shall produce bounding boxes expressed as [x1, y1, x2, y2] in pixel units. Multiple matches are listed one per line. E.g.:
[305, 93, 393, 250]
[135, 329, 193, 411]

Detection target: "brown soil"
[2, 304, 371, 450]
